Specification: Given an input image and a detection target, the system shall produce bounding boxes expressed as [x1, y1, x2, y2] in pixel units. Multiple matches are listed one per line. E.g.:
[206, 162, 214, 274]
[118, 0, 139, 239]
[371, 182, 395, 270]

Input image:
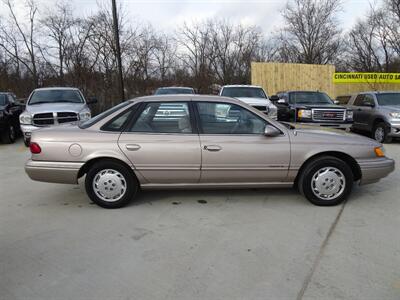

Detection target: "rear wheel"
[1, 124, 16, 144]
[85, 160, 138, 208]
[298, 156, 353, 206]
[373, 122, 392, 143]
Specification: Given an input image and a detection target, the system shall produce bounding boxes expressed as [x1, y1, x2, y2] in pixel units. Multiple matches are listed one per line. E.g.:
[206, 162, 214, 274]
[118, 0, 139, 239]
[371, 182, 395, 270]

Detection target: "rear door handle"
[204, 145, 222, 152]
[125, 144, 141, 151]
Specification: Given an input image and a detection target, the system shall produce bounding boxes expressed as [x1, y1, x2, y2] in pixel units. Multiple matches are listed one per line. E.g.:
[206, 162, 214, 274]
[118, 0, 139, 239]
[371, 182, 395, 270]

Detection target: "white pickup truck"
[219, 85, 277, 120]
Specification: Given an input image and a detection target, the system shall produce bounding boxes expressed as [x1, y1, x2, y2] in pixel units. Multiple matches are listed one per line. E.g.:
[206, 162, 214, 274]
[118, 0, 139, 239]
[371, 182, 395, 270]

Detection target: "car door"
[118, 101, 201, 184]
[351, 94, 366, 129]
[195, 101, 290, 183]
[352, 94, 375, 130]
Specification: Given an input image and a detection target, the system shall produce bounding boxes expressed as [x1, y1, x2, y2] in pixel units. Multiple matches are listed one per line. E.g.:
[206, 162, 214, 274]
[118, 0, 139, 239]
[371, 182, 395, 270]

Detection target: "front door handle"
[125, 144, 141, 151]
[204, 145, 222, 152]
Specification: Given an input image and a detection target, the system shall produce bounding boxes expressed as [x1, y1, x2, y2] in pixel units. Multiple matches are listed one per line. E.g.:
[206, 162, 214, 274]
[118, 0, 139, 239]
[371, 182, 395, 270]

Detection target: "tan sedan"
[25, 95, 394, 208]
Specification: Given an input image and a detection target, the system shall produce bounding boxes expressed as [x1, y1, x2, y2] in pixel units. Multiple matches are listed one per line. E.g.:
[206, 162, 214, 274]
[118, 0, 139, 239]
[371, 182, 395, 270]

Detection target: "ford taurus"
[25, 95, 394, 208]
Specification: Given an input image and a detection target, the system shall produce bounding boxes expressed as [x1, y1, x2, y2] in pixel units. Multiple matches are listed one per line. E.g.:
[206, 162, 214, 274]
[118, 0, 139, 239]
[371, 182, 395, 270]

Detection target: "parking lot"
[0, 137, 399, 300]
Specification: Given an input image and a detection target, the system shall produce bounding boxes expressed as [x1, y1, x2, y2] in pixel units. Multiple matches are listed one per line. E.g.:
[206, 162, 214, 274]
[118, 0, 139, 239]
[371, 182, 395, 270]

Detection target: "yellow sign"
[333, 73, 400, 84]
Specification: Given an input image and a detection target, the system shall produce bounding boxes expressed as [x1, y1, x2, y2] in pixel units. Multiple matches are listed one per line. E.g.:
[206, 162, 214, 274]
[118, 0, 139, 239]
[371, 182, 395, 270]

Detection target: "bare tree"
[278, 0, 342, 64]
[0, 0, 40, 87]
[40, 1, 75, 82]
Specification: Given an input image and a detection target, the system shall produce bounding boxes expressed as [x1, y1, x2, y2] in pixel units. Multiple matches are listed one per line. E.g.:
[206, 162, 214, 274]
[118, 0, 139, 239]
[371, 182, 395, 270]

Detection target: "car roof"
[130, 94, 242, 104]
[156, 87, 193, 90]
[221, 85, 263, 89]
[33, 87, 80, 91]
[278, 90, 327, 93]
[356, 91, 400, 94]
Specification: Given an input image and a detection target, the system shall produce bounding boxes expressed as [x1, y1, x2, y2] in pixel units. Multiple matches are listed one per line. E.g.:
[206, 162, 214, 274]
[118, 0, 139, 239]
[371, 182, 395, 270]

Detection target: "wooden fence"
[251, 62, 400, 98]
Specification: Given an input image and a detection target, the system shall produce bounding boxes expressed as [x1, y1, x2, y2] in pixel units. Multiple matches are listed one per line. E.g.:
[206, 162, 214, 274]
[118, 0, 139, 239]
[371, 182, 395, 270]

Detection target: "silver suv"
[347, 91, 400, 143]
[19, 87, 96, 146]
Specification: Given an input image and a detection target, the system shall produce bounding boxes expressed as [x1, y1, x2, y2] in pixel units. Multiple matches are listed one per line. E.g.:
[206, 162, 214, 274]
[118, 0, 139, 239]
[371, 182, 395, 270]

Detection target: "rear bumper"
[25, 160, 83, 184]
[357, 157, 395, 185]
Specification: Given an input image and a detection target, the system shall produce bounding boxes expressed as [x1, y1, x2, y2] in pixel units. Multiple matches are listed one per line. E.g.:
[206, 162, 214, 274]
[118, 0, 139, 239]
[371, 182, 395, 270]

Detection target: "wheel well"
[77, 157, 136, 180]
[373, 118, 387, 128]
[294, 151, 362, 187]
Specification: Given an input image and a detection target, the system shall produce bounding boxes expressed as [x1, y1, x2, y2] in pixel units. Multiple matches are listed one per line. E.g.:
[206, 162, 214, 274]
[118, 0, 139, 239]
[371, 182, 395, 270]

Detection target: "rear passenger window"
[101, 109, 132, 131]
[129, 102, 192, 133]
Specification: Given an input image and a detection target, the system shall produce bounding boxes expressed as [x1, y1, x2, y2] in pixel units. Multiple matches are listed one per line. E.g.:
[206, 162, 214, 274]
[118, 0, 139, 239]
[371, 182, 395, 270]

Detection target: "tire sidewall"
[1, 124, 15, 144]
[85, 161, 137, 208]
[300, 157, 353, 206]
[373, 123, 391, 143]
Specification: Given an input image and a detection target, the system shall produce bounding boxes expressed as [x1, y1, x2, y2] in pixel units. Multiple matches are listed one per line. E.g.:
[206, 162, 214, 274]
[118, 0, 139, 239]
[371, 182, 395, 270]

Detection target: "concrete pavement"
[0, 139, 399, 300]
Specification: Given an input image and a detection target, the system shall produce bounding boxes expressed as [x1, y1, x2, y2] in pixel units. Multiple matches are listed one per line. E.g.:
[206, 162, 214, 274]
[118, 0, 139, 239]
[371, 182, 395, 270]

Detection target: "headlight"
[346, 110, 353, 120]
[268, 104, 277, 117]
[297, 109, 312, 119]
[79, 111, 91, 121]
[19, 113, 32, 125]
[389, 112, 400, 119]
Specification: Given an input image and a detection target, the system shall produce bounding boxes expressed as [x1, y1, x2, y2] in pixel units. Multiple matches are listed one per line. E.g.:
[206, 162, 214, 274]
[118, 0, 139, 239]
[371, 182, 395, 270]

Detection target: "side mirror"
[270, 95, 280, 102]
[87, 97, 97, 104]
[364, 102, 375, 108]
[264, 125, 281, 137]
[277, 99, 288, 105]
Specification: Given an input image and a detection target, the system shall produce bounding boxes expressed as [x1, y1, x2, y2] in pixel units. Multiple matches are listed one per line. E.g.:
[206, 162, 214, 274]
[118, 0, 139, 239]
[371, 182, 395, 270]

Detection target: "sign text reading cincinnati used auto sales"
[333, 73, 400, 84]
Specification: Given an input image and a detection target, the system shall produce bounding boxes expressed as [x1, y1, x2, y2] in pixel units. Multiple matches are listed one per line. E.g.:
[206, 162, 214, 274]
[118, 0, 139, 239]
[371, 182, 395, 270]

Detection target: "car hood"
[26, 102, 87, 114]
[290, 124, 380, 147]
[235, 97, 273, 106]
[380, 105, 400, 112]
[290, 103, 346, 109]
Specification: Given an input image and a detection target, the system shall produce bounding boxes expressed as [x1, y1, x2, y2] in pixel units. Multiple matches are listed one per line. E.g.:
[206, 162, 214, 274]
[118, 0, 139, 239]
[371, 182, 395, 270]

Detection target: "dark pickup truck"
[271, 91, 353, 129]
[0, 92, 24, 143]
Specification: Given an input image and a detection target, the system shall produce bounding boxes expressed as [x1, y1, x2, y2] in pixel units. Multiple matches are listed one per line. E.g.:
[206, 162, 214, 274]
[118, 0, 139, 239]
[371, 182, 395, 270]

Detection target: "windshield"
[29, 89, 84, 105]
[377, 93, 400, 106]
[289, 92, 333, 104]
[155, 88, 194, 95]
[79, 101, 132, 129]
[221, 87, 267, 99]
[0, 94, 6, 106]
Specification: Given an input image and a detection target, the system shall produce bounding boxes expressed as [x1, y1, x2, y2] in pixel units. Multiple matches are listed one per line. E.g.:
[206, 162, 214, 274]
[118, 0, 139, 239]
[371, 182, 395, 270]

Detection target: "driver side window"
[196, 102, 267, 134]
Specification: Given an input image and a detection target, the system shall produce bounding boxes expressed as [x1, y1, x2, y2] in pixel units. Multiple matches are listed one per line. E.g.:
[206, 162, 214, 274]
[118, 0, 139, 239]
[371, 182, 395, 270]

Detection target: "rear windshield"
[0, 94, 6, 105]
[289, 92, 333, 104]
[221, 87, 267, 99]
[155, 88, 194, 95]
[29, 89, 83, 105]
[79, 101, 132, 129]
[377, 93, 400, 106]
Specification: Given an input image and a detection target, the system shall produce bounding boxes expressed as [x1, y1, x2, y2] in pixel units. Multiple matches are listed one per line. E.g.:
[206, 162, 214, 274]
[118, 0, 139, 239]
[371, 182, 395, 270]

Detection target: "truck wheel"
[1, 124, 16, 144]
[85, 160, 138, 208]
[298, 156, 353, 206]
[373, 122, 392, 143]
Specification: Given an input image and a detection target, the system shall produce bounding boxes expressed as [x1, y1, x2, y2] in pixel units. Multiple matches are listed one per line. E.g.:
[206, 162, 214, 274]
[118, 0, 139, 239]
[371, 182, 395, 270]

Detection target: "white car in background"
[219, 85, 277, 119]
[19, 87, 96, 146]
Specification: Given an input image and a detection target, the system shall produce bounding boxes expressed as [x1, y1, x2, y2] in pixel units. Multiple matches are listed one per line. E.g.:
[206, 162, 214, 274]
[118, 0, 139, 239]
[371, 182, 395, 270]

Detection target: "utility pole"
[111, 0, 125, 101]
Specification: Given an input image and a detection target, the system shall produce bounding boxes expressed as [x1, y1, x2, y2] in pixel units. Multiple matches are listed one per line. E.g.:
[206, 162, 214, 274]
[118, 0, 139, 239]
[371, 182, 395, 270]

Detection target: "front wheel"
[373, 122, 392, 143]
[1, 124, 16, 144]
[298, 156, 353, 206]
[85, 160, 138, 208]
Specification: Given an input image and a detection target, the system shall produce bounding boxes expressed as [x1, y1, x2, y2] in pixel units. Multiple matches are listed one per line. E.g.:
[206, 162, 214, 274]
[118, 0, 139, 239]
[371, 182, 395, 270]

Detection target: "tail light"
[30, 142, 41, 154]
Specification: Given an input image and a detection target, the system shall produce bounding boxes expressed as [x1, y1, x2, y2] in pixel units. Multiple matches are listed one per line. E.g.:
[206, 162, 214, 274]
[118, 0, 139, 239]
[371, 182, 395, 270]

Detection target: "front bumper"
[357, 157, 395, 185]
[388, 121, 400, 137]
[25, 160, 84, 184]
[295, 122, 352, 129]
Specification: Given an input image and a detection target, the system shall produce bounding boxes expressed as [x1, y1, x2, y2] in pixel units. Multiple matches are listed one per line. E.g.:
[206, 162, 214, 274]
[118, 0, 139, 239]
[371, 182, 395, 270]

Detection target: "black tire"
[1, 124, 16, 144]
[372, 122, 392, 143]
[298, 156, 353, 206]
[85, 160, 138, 208]
[23, 138, 30, 147]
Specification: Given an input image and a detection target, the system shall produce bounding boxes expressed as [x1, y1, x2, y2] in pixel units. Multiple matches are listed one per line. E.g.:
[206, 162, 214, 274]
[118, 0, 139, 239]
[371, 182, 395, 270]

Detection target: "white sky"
[0, 0, 375, 34]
